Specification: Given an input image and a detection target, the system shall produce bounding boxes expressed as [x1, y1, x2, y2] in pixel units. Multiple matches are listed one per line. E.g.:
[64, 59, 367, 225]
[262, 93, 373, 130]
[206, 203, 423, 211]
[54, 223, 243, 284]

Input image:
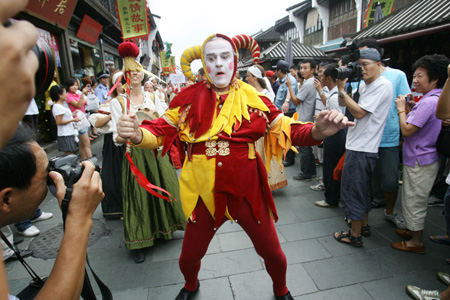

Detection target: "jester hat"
[180, 34, 260, 86]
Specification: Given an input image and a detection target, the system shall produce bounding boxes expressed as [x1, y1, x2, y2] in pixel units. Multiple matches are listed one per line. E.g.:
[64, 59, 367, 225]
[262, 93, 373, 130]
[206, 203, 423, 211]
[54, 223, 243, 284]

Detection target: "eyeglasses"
[360, 62, 377, 68]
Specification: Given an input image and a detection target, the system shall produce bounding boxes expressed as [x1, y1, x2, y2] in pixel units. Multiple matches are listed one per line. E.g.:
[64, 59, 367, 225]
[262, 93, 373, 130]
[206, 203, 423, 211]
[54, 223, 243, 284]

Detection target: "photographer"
[0, 125, 104, 299]
[333, 48, 393, 248]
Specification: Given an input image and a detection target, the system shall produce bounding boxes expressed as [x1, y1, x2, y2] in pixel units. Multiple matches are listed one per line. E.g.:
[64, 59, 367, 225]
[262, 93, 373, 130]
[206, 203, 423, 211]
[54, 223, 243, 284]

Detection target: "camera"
[331, 41, 363, 83]
[4, 20, 55, 96]
[47, 154, 100, 197]
[331, 61, 363, 82]
[32, 38, 56, 96]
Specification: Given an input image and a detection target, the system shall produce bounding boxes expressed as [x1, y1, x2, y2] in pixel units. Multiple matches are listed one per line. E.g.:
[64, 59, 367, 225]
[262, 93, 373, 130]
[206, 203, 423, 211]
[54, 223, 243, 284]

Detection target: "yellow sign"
[364, 0, 395, 27]
[116, 0, 150, 41]
[160, 51, 175, 74]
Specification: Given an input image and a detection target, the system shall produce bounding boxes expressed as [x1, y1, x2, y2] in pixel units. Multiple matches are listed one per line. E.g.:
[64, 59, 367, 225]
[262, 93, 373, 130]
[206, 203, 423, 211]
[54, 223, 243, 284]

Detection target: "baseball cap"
[275, 60, 289, 73]
[265, 70, 275, 77]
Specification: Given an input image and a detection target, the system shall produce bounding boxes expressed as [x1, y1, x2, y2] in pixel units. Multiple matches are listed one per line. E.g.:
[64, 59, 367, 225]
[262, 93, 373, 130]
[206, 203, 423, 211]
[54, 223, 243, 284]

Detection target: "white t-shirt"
[296, 77, 317, 122]
[346, 76, 393, 153]
[325, 86, 345, 113]
[52, 103, 76, 136]
[262, 88, 275, 102]
[25, 98, 39, 115]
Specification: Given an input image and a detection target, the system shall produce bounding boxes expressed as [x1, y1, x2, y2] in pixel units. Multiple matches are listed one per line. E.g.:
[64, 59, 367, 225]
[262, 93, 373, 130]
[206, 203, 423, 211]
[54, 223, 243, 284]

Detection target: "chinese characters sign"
[76, 15, 103, 45]
[160, 51, 175, 74]
[25, 0, 78, 29]
[116, 0, 150, 42]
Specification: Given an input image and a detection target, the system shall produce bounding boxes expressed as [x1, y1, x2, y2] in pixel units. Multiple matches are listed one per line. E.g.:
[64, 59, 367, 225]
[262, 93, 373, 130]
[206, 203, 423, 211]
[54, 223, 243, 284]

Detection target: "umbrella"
[285, 37, 294, 67]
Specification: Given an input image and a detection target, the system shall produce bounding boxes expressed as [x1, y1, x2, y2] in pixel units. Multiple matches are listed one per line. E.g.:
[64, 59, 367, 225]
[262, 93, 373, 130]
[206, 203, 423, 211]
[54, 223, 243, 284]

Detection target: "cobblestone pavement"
[5, 137, 450, 299]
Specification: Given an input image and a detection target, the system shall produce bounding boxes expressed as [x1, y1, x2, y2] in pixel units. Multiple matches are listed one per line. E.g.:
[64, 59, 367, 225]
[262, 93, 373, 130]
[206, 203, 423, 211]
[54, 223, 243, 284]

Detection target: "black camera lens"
[32, 38, 56, 96]
[4, 20, 55, 97]
[331, 67, 353, 80]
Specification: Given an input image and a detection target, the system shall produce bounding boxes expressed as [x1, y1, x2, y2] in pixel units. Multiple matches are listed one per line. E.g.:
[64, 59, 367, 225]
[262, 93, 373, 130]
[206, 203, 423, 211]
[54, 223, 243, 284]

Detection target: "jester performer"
[117, 34, 354, 300]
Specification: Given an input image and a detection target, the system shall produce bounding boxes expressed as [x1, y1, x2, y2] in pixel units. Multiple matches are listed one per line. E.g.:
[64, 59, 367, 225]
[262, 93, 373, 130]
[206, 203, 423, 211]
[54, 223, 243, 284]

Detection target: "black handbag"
[436, 125, 450, 158]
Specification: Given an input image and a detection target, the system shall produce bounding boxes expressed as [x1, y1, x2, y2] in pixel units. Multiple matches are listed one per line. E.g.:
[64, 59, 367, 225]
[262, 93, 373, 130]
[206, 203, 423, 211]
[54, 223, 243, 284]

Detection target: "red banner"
[76, 15, 103, 45]
[25, 0, 78, 30]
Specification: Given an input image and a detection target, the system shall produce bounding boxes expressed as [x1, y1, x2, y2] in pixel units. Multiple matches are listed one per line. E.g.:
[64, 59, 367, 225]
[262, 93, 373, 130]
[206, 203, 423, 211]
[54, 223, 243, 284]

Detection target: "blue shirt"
[95, 83, 111, 104]
[274, 74, 297, 113]
[379, 67, 411, 147]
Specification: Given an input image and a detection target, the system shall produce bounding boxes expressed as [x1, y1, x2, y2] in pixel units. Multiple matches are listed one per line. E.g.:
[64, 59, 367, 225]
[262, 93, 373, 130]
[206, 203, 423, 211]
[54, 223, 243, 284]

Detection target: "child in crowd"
[50, 85, 79, 154]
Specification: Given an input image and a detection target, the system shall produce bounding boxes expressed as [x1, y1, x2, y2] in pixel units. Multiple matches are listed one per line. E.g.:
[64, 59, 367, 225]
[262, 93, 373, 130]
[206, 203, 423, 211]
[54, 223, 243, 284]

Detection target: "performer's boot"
[175, 281, 200, 300]
[275, 291, 294, 300]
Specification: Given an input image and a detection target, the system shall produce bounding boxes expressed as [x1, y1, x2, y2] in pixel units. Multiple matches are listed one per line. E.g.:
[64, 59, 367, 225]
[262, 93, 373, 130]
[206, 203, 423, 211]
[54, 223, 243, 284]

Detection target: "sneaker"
[17, 225, 40, 237]
[384, 210, 406, 229]
[31, 212, 53, 223]
[315, 176, 323, 181]
[315, 200, 337, 208]
[293, 174, 311, 181]
[310, 182, 325, 191]
[406, 285, 441, 300]
[438, 272, 450, 286]
[428, 195, 444, 207]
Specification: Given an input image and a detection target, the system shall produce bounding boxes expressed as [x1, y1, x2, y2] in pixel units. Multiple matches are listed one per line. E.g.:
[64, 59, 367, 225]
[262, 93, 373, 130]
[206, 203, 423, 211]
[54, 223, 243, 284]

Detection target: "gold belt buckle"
[217, 140, 230, 156]
[205, 140, 230, 157]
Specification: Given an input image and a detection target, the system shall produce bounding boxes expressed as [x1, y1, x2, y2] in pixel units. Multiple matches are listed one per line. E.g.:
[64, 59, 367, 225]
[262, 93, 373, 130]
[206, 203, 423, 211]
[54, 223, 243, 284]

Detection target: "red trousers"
[179, 198, 289, 297]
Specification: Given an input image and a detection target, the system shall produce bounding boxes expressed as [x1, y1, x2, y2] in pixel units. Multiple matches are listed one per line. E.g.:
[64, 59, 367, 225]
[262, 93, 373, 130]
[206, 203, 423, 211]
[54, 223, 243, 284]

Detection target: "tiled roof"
[353, 0, 450, 40]
[253, 26, 281, 42]
[260, 41, 326, 60]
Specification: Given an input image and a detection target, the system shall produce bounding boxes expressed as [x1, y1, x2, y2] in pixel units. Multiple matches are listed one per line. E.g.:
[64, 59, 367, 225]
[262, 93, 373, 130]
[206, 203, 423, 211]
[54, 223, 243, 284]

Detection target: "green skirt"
[122, 147, 186, 250]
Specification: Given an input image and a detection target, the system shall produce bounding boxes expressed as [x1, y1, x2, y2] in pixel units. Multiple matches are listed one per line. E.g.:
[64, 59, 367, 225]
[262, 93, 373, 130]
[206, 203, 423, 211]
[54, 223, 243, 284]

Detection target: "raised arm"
[35, 162, 104, 300]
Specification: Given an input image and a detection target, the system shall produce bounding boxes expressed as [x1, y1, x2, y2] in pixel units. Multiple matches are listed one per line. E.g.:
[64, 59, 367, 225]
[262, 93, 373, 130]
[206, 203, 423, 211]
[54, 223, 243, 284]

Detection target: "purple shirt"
[403, 88, 442, 167]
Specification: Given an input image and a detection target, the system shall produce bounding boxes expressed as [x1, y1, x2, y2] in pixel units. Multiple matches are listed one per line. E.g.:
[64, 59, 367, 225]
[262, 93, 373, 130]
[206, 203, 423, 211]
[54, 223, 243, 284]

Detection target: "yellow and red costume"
[131, 34, 321, 298]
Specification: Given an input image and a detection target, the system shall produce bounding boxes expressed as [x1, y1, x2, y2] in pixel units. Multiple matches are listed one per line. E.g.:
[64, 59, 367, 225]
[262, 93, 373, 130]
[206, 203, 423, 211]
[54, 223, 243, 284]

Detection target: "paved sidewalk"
[5, 139, 450, 299]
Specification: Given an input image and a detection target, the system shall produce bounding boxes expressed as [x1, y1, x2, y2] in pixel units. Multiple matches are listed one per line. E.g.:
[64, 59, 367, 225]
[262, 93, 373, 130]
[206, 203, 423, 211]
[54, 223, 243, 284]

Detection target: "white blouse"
[110, 92, 156, 145]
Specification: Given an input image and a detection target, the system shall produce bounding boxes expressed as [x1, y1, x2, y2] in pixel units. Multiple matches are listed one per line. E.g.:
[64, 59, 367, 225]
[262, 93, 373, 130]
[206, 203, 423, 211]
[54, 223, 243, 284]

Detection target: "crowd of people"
[0, 1, 449, 299]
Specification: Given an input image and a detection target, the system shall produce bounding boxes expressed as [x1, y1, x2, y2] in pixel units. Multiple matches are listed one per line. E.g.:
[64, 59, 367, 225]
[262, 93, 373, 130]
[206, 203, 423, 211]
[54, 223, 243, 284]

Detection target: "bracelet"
[397, 111, 406, 116]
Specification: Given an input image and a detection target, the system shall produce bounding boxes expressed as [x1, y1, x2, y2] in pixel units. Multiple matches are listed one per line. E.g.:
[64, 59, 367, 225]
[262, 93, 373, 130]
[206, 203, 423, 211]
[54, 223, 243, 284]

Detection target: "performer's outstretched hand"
[311, 110, 355, 141]
[117, 112, 143, 144]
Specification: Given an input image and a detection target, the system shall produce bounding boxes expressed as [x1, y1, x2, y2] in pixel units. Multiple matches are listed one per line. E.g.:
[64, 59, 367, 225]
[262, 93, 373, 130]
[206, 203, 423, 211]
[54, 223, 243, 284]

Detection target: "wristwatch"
[284, 100, 290, 103]
[319, 91, 325, 96]
[339, 92, 346, 100]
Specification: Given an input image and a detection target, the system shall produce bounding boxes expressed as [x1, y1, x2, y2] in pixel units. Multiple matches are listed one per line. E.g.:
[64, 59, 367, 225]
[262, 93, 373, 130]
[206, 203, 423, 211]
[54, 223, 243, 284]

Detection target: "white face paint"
[204, 39, 235, 89]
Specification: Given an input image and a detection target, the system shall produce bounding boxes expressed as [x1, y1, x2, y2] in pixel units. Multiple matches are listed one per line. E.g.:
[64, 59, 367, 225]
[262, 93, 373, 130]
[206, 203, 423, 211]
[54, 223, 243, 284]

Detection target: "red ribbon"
[125, 151, 176, 202]
[123, 72, 176, 203]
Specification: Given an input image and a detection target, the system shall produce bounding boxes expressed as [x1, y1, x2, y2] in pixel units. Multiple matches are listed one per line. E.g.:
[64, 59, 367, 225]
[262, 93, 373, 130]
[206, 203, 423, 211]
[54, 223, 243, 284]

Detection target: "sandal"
[429, 235, 450, 245]
[344, 217, 351, 228]
[333, 230, 363, 248]
[361, 225, 371, 237]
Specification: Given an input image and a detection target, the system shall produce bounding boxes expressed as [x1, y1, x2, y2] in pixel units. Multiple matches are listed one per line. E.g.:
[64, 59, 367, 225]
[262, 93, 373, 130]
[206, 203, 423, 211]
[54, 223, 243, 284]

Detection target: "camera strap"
[1, 232, 45, 286]
[60, 179, 113, 300]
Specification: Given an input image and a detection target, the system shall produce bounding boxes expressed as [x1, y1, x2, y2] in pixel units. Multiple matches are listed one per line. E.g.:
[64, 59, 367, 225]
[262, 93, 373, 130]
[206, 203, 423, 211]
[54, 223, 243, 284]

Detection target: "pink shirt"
[67, 92, 86, 113]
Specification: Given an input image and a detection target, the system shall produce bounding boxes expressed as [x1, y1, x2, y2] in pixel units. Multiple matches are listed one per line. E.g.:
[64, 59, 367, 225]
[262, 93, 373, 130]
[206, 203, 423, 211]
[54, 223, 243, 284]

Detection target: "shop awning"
[325, 0, 450, 54]
[260, 41, 326, 60]
[353, 0, 450, 40]
[318, 38, 345, 51]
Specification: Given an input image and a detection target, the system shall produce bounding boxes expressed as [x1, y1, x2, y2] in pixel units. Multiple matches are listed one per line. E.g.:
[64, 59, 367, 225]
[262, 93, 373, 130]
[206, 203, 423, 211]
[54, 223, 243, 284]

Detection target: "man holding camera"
[333, 48, 393, 247]
[357, 39, 411, 229]
[0, 126, 104, 299]
[0, 2, 104, 298]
